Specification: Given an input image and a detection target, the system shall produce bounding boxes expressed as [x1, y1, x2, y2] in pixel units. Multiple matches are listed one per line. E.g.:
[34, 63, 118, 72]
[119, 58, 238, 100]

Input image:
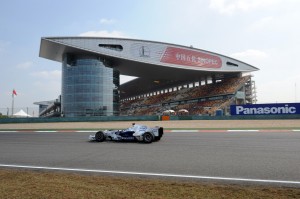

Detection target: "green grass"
[1, 169, 299, 199]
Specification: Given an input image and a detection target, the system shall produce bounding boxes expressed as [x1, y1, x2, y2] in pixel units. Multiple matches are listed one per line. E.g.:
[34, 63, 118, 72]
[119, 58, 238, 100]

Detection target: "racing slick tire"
[155, 127, 164, 141]
[143, 132, 154, 143]
[95, 131, 106, 142]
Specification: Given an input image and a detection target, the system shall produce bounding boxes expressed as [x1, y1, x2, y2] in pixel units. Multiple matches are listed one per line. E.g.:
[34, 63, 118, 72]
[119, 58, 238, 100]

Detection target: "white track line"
[0, 164, 299, 185]
[1, 129, 299, 133]
[227, 130, 259, 132]
[171, 130, 200, 133]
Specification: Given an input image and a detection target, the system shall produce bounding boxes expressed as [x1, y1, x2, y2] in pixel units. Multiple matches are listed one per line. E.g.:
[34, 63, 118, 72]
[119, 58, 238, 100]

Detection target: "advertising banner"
[160, 47, 222, 68]
[230, 103, 300, 115]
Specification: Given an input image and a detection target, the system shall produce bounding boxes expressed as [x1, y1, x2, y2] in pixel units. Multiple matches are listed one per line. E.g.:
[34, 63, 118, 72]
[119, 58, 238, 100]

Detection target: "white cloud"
[16, 61, 33, 69]
[257, 74, 300, 103]
[99, 18, 116, 25]
[30, 70, 61, 100]
[209, 0, 281, 14]
[30, 70, 61, 80]
[231, 49, 268, 61]
[248, 16, 273, 31]
[248, 12, 300, 35]
[32, 80, 61, 103]
[79, 30, 128, 38]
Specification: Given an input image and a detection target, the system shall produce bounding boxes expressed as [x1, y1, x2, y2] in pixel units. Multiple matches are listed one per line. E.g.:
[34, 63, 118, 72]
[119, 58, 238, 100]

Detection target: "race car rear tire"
[95, 131, 106, 142]
[155, 127, 164, 141]
[143, 132, 153, 143]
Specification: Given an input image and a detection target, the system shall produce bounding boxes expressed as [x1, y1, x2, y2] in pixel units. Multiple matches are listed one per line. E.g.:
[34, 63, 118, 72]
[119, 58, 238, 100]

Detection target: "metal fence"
[0, 107, 39, 117]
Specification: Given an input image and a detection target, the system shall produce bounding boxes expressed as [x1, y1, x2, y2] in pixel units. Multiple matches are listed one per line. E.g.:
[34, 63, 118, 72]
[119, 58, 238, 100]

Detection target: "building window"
[98, 44, 123, 51]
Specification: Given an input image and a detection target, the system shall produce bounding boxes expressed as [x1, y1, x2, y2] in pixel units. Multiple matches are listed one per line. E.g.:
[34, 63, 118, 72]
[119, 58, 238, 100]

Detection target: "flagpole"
[11, 92, 14, 116]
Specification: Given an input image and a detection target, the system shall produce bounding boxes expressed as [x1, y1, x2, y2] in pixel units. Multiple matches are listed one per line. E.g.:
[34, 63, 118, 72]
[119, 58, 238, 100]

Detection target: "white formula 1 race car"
[89, 124, 163, 143]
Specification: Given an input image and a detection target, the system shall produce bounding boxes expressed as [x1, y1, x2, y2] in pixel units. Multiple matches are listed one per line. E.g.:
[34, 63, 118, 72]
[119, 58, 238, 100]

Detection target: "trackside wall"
[0, 115, 300, 124]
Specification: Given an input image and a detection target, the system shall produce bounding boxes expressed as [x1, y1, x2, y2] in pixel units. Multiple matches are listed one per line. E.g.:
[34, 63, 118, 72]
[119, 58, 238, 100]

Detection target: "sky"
[1, 0, 300, 112]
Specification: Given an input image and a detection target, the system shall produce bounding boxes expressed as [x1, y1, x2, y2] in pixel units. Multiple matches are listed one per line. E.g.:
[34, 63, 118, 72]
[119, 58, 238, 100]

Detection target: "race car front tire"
[95, 131, 106, 142]
[143, 132, 154, 143]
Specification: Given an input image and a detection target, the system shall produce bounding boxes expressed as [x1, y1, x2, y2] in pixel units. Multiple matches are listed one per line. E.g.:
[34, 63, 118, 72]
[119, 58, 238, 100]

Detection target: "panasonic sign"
[230, 103, 300, 115]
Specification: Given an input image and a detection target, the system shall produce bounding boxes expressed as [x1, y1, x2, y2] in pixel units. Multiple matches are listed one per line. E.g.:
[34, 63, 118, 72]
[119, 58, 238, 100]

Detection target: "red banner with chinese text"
[160, 47, 222, 68]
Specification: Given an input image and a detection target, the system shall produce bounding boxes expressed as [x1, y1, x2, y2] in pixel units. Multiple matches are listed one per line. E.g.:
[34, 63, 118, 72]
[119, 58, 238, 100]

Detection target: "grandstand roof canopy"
[40, 37, 259, 98]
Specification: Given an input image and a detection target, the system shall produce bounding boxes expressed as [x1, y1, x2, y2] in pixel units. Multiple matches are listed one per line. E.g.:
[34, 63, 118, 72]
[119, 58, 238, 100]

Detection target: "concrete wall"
[1, 114, 300, 124]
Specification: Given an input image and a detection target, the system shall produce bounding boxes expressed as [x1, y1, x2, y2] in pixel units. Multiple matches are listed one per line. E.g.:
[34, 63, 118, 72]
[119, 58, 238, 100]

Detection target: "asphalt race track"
[1, 130, 300, 186]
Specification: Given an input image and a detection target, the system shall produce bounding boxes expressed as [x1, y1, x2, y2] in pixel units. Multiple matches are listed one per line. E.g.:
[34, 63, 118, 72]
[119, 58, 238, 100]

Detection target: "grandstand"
[120, 75, 256, 116]
[38, 37, 258, 117]
[34, 97, 61, 118]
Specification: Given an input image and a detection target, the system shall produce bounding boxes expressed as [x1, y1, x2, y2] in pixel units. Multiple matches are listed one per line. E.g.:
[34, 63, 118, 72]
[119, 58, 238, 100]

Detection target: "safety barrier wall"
[170, 114, 300, 120]
[0, 114, 300, 124]
[0, 116, 159, 124]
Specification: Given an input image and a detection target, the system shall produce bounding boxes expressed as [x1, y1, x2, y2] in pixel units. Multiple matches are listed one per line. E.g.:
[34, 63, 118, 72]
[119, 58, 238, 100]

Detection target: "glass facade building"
[62, 54, 119, 117]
